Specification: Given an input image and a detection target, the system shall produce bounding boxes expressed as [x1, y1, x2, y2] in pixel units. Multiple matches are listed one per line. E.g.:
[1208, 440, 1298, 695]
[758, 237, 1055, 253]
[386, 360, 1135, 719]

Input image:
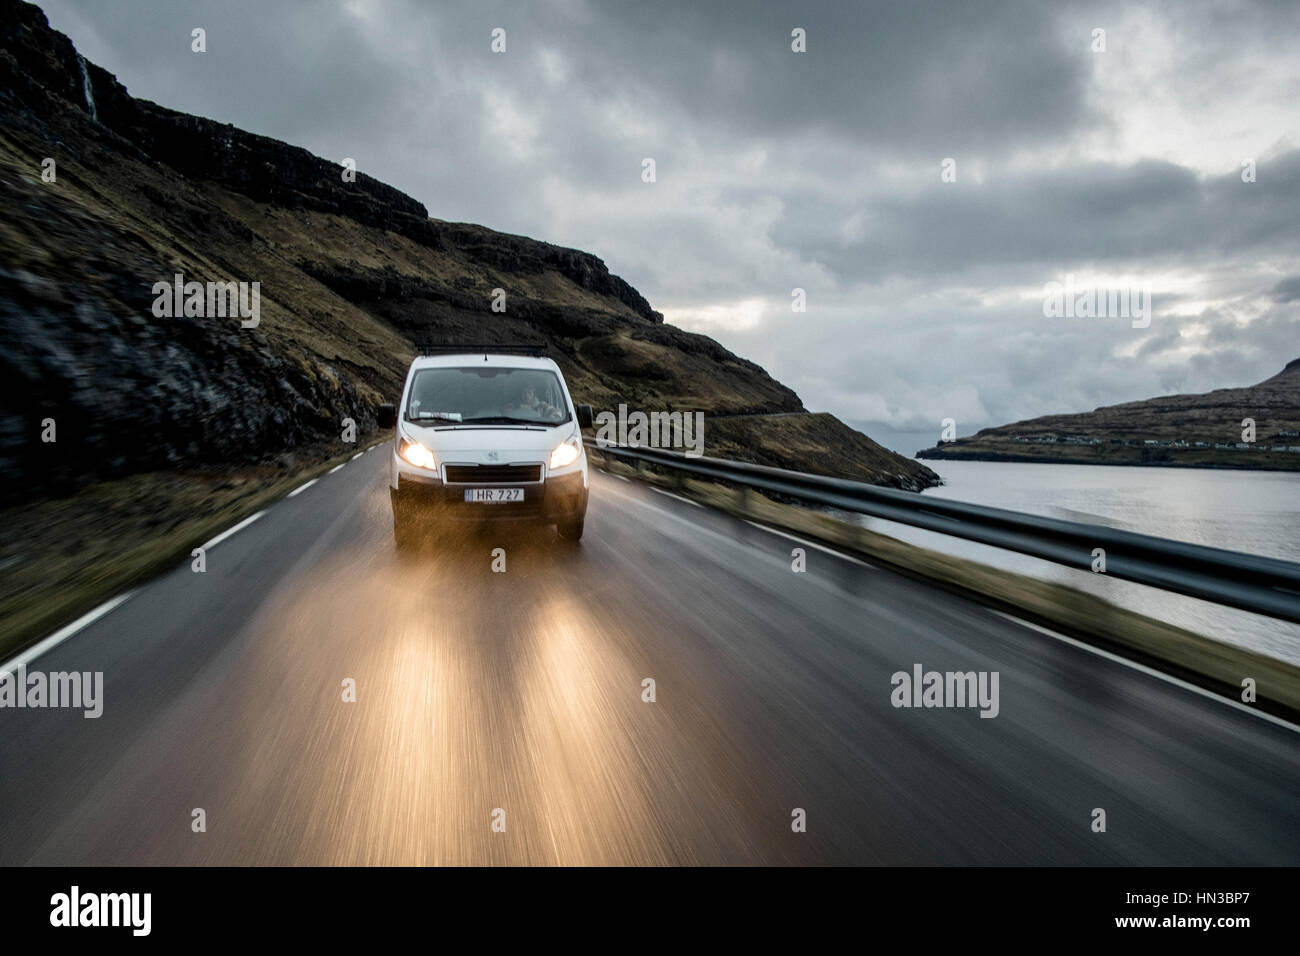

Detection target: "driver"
[504, 383, 560, 420]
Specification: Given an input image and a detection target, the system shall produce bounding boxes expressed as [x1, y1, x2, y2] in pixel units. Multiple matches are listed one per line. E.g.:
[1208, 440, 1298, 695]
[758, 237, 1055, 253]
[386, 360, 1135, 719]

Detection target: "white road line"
[617, 475, 874, 567]
[741, 520, 878, 569]
[287, 479, 317, 498]
[4, 505, 273, 670]
[351, 452, 364, 461]
[201, 509, 266, 551]
[988, 609, 1300, 735]
[1, 590, 136, 672]
[649, 486, 704, 508]
[600, 484, 959, 641]
[3, 446, 375, 674]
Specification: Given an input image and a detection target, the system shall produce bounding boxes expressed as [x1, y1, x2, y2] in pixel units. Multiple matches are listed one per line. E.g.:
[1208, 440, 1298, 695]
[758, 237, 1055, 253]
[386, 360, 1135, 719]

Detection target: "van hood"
[402, 421, 574, 459]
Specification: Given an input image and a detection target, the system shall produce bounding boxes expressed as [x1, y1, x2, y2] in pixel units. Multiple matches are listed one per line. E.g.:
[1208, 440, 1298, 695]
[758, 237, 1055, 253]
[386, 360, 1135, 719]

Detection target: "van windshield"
[405, 367, 571, 426]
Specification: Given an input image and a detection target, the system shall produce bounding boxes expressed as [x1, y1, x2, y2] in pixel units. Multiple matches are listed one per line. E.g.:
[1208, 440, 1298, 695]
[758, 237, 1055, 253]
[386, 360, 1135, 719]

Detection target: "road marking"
[612, 476, 874, 566]
[201, 510, 266, 551]
[287, 479, 317, 498]
[4, 446, 382, 675]
[650, 487, 703, 508]
[989, 610, 1300, 735]
[600, 484, 963, 640]
[741, 520, 878, 569]
[1, 590, 137, 673]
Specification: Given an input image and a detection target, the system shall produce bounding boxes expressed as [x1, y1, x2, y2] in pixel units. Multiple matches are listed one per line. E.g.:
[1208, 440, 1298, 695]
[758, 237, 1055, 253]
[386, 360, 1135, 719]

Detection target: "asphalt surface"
[1, 448, 1297, 865]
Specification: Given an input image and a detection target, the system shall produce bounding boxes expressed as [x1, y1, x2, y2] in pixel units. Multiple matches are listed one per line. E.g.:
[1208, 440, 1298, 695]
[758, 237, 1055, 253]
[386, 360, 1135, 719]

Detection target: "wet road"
[1, 448, 1297, 864]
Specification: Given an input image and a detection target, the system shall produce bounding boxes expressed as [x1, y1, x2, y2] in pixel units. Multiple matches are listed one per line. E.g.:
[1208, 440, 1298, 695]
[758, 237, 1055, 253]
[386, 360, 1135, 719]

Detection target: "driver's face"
[522, 387, 535, 402]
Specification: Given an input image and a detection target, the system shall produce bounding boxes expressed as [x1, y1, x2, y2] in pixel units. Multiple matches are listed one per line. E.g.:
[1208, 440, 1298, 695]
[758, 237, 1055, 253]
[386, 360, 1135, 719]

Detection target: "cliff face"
[0, 0, 938, 499]
[917, 359, 1300, 470]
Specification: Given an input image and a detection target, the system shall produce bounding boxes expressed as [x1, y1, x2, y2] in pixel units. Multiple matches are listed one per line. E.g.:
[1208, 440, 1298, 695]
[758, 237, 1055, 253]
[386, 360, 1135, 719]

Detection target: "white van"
[377, 347, 593, 547]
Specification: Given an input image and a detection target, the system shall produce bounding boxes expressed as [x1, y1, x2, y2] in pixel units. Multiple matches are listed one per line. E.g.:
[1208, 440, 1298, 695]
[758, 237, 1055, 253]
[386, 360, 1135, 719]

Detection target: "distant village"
[1004, 431, 1300, 453]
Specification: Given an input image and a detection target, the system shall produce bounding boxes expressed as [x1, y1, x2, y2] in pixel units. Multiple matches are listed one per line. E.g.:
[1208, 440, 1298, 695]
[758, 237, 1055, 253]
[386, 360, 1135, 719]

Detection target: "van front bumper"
[391, 470, 587, 523]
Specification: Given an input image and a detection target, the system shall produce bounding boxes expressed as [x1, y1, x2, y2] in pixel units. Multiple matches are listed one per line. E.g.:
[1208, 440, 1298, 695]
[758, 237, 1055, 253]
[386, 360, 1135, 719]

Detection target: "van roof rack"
[416, 343, 550, 358]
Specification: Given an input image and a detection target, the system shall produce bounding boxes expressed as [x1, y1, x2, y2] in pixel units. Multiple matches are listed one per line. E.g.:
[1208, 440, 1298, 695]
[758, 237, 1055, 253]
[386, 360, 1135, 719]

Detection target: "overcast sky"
[39, 0, 1300, 451]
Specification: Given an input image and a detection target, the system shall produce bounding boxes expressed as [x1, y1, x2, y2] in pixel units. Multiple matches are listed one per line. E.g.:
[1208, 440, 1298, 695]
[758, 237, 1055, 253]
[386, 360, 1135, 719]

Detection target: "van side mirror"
[576, 404, 594, 429]
[377, 403, 396, 429]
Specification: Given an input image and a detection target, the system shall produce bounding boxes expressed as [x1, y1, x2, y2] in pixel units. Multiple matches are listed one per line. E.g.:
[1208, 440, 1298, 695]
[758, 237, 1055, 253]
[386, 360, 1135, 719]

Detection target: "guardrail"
[587, 442, 1300, 625]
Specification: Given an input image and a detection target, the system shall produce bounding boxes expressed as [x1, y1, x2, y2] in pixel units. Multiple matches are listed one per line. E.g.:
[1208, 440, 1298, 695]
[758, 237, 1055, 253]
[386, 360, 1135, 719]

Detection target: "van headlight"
[549, 436, 582, 470]
[399, 437, 437, 470]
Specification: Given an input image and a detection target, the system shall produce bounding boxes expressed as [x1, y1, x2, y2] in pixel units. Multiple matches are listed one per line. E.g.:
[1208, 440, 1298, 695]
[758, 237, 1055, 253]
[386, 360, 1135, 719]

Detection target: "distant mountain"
[0, 0, 939, 500]
[918, 359, 1300, 470]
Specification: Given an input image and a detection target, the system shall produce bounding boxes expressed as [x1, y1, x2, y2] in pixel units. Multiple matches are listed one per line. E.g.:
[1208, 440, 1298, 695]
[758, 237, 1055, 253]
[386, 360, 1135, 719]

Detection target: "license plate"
[464, 488, 524, 503]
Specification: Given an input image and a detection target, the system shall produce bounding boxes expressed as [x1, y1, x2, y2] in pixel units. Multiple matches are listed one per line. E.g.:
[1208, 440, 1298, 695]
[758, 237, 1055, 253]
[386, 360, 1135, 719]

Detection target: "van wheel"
[556, 517, 584, 542]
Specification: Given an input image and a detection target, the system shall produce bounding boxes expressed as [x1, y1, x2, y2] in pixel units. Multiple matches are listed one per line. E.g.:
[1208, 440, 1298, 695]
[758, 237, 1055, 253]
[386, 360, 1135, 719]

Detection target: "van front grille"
[444, 463, 543, 484]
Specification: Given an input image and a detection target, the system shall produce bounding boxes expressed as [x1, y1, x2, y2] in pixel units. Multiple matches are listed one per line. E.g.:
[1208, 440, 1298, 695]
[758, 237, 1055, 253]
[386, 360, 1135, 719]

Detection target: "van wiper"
[407, 413, 464, 423]
[459, 416, 546, 425]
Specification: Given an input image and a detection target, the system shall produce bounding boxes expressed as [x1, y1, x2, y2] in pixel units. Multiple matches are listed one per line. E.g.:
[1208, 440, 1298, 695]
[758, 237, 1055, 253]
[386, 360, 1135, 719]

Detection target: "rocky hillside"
[918, 359, 1300, 470]
[0, 0, 937, 500]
